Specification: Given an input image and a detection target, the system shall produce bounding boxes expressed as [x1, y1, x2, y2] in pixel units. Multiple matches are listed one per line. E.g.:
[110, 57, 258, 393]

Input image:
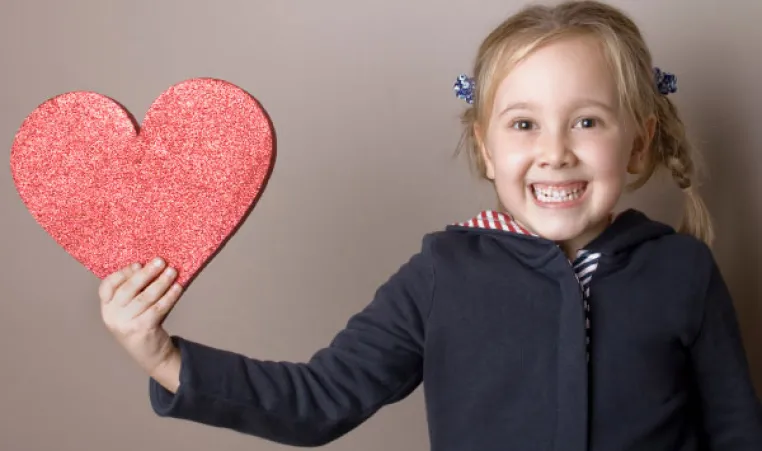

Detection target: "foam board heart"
[10, 78, 275, 287]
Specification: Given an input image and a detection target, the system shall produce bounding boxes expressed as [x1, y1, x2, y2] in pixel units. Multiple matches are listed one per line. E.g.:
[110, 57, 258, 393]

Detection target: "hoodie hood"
[446, 208, 675, 257]
[582, 208, 676, 255]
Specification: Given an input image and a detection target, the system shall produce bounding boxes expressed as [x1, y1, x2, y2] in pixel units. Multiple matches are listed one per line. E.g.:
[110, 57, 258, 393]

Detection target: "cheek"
[493, 153, 533, 188]
[486, 133, 534, 181]
[581, 137, 631, 177]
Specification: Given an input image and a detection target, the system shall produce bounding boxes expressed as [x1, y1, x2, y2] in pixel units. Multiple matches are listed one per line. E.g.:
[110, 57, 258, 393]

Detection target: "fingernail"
[152, 258, 164, 267]
[131, 263, 141, 270]
[164, 267, 176, 278]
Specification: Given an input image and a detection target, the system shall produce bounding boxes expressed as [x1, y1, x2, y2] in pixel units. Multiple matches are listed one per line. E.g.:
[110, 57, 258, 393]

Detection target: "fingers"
[126, 266, 179, 318]
[112, 258, 168, 307]
[141, 282, 183, 326]
[99, 263, 142, 304]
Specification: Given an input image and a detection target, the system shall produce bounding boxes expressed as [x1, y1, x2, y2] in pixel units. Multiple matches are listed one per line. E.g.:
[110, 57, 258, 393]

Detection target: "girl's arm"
[689, 251, 762, 449]
[148, 237, 436, 447]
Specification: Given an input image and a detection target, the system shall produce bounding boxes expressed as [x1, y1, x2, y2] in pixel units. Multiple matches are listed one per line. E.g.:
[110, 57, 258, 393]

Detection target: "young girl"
[98, 1, 762, 449]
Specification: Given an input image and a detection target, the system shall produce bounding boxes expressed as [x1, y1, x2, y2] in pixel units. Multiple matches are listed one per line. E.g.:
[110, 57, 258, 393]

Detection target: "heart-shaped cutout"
[11, 78, 275, 287]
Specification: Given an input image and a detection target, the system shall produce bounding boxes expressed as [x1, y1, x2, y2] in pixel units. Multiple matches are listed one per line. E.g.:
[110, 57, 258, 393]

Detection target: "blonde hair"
[458, 0, 714, 245]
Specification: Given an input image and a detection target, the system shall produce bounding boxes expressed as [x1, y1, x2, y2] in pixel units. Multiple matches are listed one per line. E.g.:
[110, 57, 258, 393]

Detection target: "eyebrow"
[498, 102, 534, 116]
[498, 99, 618, 117]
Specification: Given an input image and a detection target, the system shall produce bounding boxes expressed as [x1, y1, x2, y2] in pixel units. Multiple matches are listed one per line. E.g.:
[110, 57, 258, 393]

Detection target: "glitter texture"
[10, 78, 275, 287]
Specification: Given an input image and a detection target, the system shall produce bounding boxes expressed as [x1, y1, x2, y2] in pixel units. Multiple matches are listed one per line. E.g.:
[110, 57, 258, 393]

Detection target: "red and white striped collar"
[453, 210, 620, 238]
[453, 210, 537, 236]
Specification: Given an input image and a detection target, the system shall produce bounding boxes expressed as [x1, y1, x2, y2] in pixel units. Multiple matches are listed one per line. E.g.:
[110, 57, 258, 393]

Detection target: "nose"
[536, 131, 575, 168]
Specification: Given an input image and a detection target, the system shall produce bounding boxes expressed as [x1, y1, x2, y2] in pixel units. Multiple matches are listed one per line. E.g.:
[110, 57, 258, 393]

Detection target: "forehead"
[491, 35, 620, 114]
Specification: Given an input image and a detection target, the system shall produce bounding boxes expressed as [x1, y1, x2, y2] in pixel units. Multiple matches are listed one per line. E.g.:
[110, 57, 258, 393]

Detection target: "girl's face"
[478, 35, 651, 255]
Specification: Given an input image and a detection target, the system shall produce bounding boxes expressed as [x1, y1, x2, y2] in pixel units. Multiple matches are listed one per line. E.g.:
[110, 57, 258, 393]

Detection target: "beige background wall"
[1, 1, 760, 450]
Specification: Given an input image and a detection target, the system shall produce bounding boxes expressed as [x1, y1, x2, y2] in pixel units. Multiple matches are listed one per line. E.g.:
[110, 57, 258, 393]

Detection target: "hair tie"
[653, 67, 677, 95]
[453, 74, 475, 105]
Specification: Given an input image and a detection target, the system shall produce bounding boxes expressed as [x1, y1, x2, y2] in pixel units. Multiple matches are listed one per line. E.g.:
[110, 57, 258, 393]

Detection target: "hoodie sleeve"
[689, 249, 762, 449]
[148, 236, 436, 447]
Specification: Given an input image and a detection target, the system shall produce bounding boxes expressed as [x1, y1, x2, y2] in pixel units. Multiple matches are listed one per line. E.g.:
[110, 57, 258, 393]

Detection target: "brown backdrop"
[1, 1, 760, 450]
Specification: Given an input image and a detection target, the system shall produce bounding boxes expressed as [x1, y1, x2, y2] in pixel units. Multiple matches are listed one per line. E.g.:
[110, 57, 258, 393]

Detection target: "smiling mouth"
[530, 182, 587, 205]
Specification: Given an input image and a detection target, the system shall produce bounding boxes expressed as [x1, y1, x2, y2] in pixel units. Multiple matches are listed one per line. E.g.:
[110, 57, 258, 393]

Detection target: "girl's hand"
[99, 258, 183, 391]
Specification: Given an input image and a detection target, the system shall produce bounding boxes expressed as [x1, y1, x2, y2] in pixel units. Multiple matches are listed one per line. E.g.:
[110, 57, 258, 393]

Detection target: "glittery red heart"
[10, 78, 275, 287]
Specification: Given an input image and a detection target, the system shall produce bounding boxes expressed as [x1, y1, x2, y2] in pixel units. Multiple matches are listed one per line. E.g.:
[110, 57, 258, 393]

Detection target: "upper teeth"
[533, 185, 583, 202]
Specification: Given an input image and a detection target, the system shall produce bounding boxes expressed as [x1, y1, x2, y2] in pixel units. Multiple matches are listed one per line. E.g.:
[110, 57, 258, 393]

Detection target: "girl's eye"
[511, 120, 535, 131]
[575, 118, 597, 128]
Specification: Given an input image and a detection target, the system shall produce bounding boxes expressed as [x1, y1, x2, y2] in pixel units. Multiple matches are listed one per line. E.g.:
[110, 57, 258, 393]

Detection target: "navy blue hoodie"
[149, 209, 762, 450]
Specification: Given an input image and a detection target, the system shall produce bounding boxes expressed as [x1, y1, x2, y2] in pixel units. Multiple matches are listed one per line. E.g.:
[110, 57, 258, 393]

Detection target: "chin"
[517, 208, 592, 239]
[531, 224, 585, 242]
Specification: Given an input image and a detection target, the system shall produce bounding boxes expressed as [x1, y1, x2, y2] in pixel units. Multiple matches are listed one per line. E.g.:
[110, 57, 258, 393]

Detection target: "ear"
[627, 114, 657, 174]
[475, 123, 496, 180]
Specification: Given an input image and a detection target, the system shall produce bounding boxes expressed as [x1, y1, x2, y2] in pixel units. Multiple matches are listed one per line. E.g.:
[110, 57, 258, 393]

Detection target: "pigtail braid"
[653, 95, 715, 245]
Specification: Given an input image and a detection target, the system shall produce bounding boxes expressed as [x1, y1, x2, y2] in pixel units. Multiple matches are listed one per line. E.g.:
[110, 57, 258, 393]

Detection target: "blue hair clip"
[654, 67, 677, 95]
[454, 74, 475, 104]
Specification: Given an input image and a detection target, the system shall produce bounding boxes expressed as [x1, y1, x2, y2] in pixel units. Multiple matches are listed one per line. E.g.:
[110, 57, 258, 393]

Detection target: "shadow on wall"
[691, 53, 762, 394]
